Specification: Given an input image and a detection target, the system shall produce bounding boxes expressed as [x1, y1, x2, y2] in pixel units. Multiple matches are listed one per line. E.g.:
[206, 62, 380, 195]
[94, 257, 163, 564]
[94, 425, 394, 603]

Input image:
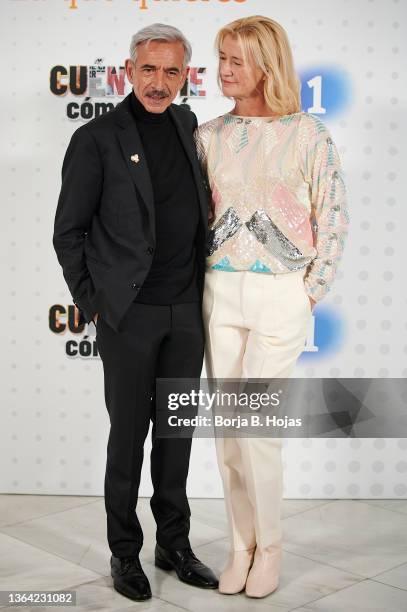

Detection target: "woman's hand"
[93, 313, 99, 325]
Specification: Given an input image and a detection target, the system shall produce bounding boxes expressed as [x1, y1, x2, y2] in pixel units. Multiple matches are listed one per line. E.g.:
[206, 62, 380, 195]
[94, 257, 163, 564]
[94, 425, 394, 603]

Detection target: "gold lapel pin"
[130, 154, 140, 164]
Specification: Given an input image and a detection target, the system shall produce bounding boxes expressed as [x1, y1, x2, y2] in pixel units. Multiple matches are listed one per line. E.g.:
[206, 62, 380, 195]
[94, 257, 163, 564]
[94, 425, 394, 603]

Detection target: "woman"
[194, 16, 349, 598]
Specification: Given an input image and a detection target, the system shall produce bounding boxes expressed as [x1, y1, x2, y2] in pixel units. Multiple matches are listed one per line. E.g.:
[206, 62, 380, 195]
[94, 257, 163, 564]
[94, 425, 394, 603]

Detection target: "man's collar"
[130, 90, 169, 124]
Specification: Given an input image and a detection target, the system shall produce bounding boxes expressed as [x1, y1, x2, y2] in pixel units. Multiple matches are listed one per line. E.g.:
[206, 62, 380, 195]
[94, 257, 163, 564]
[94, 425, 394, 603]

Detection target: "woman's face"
[218, 34, 265, 100]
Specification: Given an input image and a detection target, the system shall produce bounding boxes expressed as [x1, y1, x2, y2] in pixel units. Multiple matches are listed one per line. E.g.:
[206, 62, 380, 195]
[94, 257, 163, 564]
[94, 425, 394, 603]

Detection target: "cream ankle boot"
[245, 543, 282, 598]
[218, 548, 256, 594]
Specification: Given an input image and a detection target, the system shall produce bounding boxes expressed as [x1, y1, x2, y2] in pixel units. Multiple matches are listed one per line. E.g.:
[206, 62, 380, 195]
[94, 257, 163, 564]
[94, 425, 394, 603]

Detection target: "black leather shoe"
[155, 544, 218, 589]
[110, 554, 152, 601]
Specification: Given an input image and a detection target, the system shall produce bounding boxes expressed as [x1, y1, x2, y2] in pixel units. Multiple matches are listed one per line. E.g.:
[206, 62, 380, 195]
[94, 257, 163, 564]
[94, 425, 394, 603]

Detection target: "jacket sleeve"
[191, 110, 198, 132]
[52, 126, 103, 324]
[299, 115, 350, 302]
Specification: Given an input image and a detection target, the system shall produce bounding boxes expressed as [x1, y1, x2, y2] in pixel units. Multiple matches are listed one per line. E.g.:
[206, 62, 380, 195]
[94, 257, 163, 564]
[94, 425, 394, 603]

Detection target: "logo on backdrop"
[299, 66, 351, 119]
[49, 304, 99, 359]
[50, 59, 125, 120]
[296, 65, 349, 359]
[301, 304, 344, 361]
[179, 67, 206, 107]
[49, 60, 207, 120]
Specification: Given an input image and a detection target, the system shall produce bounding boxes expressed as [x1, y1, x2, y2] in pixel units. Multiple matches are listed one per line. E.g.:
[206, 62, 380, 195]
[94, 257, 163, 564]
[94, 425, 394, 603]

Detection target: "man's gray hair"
[129, 23, 192, 69]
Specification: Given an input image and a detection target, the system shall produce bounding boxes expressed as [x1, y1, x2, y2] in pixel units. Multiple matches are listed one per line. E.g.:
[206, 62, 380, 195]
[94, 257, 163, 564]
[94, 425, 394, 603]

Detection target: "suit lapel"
[115, 95, 155, 239]
[114, 95, 208, 240]
[169, 105, 209, 230]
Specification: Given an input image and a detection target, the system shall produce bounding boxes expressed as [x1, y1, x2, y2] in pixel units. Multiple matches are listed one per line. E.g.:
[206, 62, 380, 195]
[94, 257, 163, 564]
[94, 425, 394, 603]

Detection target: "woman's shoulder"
[195, 114, 226, 137]
[296, 112, 333, 140]
[194, 115, 227, 158]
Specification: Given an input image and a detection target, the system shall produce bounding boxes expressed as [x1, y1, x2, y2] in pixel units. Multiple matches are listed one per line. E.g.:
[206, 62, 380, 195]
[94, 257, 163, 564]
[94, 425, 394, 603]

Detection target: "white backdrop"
[1, 0, 406, 499]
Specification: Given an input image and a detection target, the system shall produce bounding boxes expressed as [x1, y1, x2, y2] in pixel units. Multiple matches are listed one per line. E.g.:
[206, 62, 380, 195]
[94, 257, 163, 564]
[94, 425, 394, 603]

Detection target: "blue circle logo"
[299, 66, 352, 119]
[300, 304, 345, 360]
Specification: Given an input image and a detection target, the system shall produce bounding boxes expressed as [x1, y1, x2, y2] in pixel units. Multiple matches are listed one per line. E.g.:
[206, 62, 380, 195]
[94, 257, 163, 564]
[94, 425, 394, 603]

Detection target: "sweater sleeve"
[299, 115, 350, 302]
[193, 123, 209, 173]
[194, 121, 215, 223]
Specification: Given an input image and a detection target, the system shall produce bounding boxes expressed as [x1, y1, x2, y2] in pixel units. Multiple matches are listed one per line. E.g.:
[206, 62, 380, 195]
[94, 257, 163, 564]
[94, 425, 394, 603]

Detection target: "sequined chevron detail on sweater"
[245, 210, 313, 270]
[194, 112, 349, 301]
[206, 207, 242, 257]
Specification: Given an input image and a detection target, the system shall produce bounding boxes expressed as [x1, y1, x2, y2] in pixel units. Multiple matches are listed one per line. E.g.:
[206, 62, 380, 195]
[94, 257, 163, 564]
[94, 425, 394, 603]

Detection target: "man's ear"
[125, 58, 134, 84]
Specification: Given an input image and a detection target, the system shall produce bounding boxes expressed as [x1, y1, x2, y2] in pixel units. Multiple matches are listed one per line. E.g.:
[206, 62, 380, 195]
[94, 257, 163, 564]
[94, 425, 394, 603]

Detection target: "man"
[53, 24, 217, 601]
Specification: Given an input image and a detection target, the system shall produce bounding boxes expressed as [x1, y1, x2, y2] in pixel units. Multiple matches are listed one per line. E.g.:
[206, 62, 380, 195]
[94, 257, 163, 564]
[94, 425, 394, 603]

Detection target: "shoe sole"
[154, 557, 218, 589]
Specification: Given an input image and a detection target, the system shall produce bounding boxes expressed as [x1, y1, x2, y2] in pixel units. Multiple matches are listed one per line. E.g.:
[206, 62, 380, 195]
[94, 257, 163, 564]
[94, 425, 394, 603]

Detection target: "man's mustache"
[145, 90, 170, 99]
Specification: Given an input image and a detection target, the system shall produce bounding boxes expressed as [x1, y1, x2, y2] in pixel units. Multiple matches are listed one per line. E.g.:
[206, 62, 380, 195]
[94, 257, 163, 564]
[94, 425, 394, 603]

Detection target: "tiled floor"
[0, 495, 406, 611]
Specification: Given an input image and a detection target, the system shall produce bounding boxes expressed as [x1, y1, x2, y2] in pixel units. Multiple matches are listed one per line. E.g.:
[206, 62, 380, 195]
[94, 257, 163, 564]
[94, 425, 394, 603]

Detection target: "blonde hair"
[215, 15, 301, 116]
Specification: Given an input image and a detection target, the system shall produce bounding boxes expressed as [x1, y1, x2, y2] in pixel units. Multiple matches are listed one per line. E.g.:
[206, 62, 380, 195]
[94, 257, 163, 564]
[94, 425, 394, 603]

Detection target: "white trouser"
[203, 269, 311, 550]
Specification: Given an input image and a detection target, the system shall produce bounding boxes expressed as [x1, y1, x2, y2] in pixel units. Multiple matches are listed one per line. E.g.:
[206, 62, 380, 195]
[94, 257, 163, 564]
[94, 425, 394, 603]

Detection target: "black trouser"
[96, 301, 204, 557]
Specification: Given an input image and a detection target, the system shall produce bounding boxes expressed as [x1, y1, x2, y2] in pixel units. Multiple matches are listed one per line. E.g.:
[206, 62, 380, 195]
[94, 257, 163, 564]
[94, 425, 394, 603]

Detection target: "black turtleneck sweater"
[130, 91, 200, 304]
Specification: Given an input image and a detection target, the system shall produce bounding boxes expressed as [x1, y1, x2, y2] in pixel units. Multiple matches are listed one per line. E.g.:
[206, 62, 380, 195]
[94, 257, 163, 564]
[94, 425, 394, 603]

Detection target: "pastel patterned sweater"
[194, 111, 349, 302]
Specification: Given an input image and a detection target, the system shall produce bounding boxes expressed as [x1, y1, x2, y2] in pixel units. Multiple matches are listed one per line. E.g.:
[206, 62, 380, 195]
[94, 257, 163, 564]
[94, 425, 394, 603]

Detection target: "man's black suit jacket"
[53, 93, 209, 332]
